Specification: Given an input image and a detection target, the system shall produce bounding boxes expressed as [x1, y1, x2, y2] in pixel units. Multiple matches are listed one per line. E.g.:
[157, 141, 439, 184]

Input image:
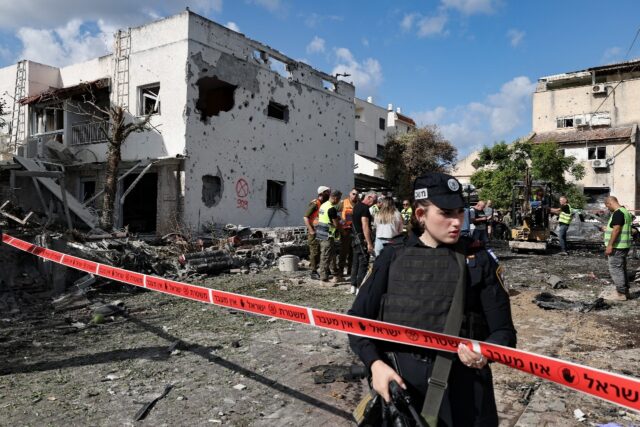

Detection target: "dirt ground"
[1, 239, 640, 426]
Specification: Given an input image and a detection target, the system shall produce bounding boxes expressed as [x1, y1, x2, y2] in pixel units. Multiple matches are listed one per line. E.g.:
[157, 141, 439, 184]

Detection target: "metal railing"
[71, 121, 109, 146]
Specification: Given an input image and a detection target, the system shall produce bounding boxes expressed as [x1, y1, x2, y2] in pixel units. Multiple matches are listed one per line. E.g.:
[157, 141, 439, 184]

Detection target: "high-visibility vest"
[341, 198, 354, 228]
[559, 204, 572, 225]
[317, 200, 339, 240]
[308, 199, 321, 226]
[604, 206, 632, 249]
[401, 207, 413, 225]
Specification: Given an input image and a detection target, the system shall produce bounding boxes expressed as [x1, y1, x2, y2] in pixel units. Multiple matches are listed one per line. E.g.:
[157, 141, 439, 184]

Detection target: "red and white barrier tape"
[2, 233, 639, 412]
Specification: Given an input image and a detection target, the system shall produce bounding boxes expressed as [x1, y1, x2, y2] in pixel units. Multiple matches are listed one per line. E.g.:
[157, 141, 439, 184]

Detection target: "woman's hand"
[458, 343, 488, 369]
[370, 360, 406, 402]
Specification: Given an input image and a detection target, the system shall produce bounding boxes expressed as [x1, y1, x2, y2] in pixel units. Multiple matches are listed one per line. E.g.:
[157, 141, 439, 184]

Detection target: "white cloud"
[303, 13, 343, 28]
[507, 29, 525, 47]
[306, 36, 325, 54]
[400, 13, 418, 32]
[400, 12, 448, 38]
[0, 0, 221, 30]
[225, 21, 240, 32]
[16, 19, 112, 67]
[248, 0, 282, 13]
[332, 48, 383, 96]
[411, 76, 536, 155]
[440, 0, 498, 15]
[361, 38, 369, 47]
[417, 14, 449, 37]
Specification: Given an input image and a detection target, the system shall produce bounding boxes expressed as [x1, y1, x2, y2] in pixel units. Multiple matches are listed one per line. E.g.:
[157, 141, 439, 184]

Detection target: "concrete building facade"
[353, 97, 415, 190]
[0, 11, 355, 233]
[530, 59, 640, 210]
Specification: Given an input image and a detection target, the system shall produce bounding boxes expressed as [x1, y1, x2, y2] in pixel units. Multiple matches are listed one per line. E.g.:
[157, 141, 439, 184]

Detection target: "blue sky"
[0, 0, 639, 158]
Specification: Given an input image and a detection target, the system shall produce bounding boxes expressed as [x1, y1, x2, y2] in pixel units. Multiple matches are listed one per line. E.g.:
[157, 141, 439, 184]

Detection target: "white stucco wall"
[533, 77, 640, 133]
[182, 12, 354, 229]
[354, 98, 389, 158]
[532, 70, 640, 209]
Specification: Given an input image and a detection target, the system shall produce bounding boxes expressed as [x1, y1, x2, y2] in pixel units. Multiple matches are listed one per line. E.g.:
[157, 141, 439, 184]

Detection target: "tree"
[100, 106, 152, 230]
[470, 140, 586, 209]
[63, 86, 154, 230]
[383, 126, 457, 199]
[0, 98, 6, 129]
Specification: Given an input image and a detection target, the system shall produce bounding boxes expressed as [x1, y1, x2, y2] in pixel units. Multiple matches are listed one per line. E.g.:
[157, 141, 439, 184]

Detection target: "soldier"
[316, 190, 343, 282]
[303, 186, 330, 280]
[348, 172, 516, 425]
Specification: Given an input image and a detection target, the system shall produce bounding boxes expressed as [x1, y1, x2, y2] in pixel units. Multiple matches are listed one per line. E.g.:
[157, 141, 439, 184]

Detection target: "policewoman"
[348, 172, 517, 426]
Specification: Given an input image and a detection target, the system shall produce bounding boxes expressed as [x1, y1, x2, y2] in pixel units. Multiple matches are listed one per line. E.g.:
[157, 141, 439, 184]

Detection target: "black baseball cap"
[413, 172, 464, 209]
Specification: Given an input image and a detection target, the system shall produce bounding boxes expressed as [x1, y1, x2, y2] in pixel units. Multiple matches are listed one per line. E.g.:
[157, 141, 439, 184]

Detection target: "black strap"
[421, 247, 467, 426]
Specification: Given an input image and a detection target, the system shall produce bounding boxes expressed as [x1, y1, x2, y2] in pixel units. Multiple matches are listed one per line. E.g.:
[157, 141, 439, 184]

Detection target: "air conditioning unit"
[590, 159, 608, 169]
[592, 84, 606, 94]
[574, 115, 587, 126]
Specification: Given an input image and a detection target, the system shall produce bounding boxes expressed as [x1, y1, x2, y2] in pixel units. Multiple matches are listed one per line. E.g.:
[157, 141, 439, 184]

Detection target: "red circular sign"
[236, 178, 249, 198]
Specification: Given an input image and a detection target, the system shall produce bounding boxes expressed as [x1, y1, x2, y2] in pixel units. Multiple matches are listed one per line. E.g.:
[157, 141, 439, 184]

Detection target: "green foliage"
[383, 126, 457, 199]
[470, 140, 586, 209]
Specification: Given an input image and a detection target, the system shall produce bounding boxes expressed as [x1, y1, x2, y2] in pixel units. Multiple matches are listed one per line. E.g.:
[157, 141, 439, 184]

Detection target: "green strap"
[421, 248, 467, 426]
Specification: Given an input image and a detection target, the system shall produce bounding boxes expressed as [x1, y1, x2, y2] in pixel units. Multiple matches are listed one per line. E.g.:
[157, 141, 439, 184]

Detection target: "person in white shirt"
[374, 197, 404, 256]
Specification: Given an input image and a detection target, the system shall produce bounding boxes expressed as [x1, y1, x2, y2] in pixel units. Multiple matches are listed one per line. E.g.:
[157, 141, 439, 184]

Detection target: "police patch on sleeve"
[495, 264, 508, 294]
[487, 248, 499, 264]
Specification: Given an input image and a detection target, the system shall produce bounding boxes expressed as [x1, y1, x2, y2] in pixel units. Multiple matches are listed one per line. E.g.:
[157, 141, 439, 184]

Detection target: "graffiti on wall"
[235, 178, 249, 210]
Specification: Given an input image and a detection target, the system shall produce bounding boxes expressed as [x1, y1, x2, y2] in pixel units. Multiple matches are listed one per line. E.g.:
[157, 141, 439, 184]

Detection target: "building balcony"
[71, 121, 109, 146]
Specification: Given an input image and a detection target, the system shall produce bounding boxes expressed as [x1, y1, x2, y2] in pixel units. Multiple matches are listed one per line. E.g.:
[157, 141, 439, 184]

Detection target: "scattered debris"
[134, 384, 173, 421]
[232, 384, 247, 391]
[310, 364, 367, 384]
[574, 408, 587, 422]
[534, 293, 610, 312]
[546, 274, 565, 289]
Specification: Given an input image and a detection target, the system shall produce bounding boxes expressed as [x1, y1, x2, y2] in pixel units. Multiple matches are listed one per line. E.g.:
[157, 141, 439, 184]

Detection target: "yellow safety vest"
[604, 207, 632, 249]
[317, 200, 339, 240]
[559, 204, 572, 225]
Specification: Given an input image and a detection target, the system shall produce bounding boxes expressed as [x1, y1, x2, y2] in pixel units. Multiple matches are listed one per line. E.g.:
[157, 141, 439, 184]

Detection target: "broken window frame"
[202, 174, 223, 207]
[587, 146, 607, 160]
[379, 117, 386, 130]
[138, 83, 161, 116]
[79, 179, 97, 204]
[376, 144, 385, 159]
[266, 180, 285, 209]
[267, 101, 289, 122]
[30, 104, 64, 135]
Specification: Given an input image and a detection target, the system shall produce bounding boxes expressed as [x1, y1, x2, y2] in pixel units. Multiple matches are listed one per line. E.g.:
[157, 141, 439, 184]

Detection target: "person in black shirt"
[349, 192, 377, 294]
[348, 173, 516, 426]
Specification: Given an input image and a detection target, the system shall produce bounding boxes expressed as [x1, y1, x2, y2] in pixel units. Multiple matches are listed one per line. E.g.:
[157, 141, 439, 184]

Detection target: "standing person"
[303, 186, 330, 280]
[370, 195, 383, 218]
[350, 192, 377, 294]
[374, 198, 404, 256]
[472, 200, 489, 243]
[484, 200, 494, 240]
[400, 199, 413, 233]
[600, 196, 633, 301]
[348, 172, 516, 426]
[316, 190, 343, 282]
[338, 188, 358, 277]
[549, 196, 572, 255]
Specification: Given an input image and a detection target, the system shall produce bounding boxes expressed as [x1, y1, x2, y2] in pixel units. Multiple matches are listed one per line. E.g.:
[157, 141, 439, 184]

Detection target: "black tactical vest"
[379, 245, 488, 340]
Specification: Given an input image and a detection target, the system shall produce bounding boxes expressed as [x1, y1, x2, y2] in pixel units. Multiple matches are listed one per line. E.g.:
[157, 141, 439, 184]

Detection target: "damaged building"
[529, 59, 640, 210]
[353, 97, 416, 191]
[0, 10, 355, 234]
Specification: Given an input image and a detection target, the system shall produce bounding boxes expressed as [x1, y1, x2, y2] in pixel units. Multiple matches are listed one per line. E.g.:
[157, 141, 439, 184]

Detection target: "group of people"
[303, 178, 633, 425]
[303, 186, 414, 295]
[551, 195, 634, 302]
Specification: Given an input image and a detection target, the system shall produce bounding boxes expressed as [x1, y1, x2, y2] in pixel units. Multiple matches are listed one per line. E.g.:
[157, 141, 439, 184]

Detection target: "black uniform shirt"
[347, 234, 517, 368]
[352, 202, 372, 236]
